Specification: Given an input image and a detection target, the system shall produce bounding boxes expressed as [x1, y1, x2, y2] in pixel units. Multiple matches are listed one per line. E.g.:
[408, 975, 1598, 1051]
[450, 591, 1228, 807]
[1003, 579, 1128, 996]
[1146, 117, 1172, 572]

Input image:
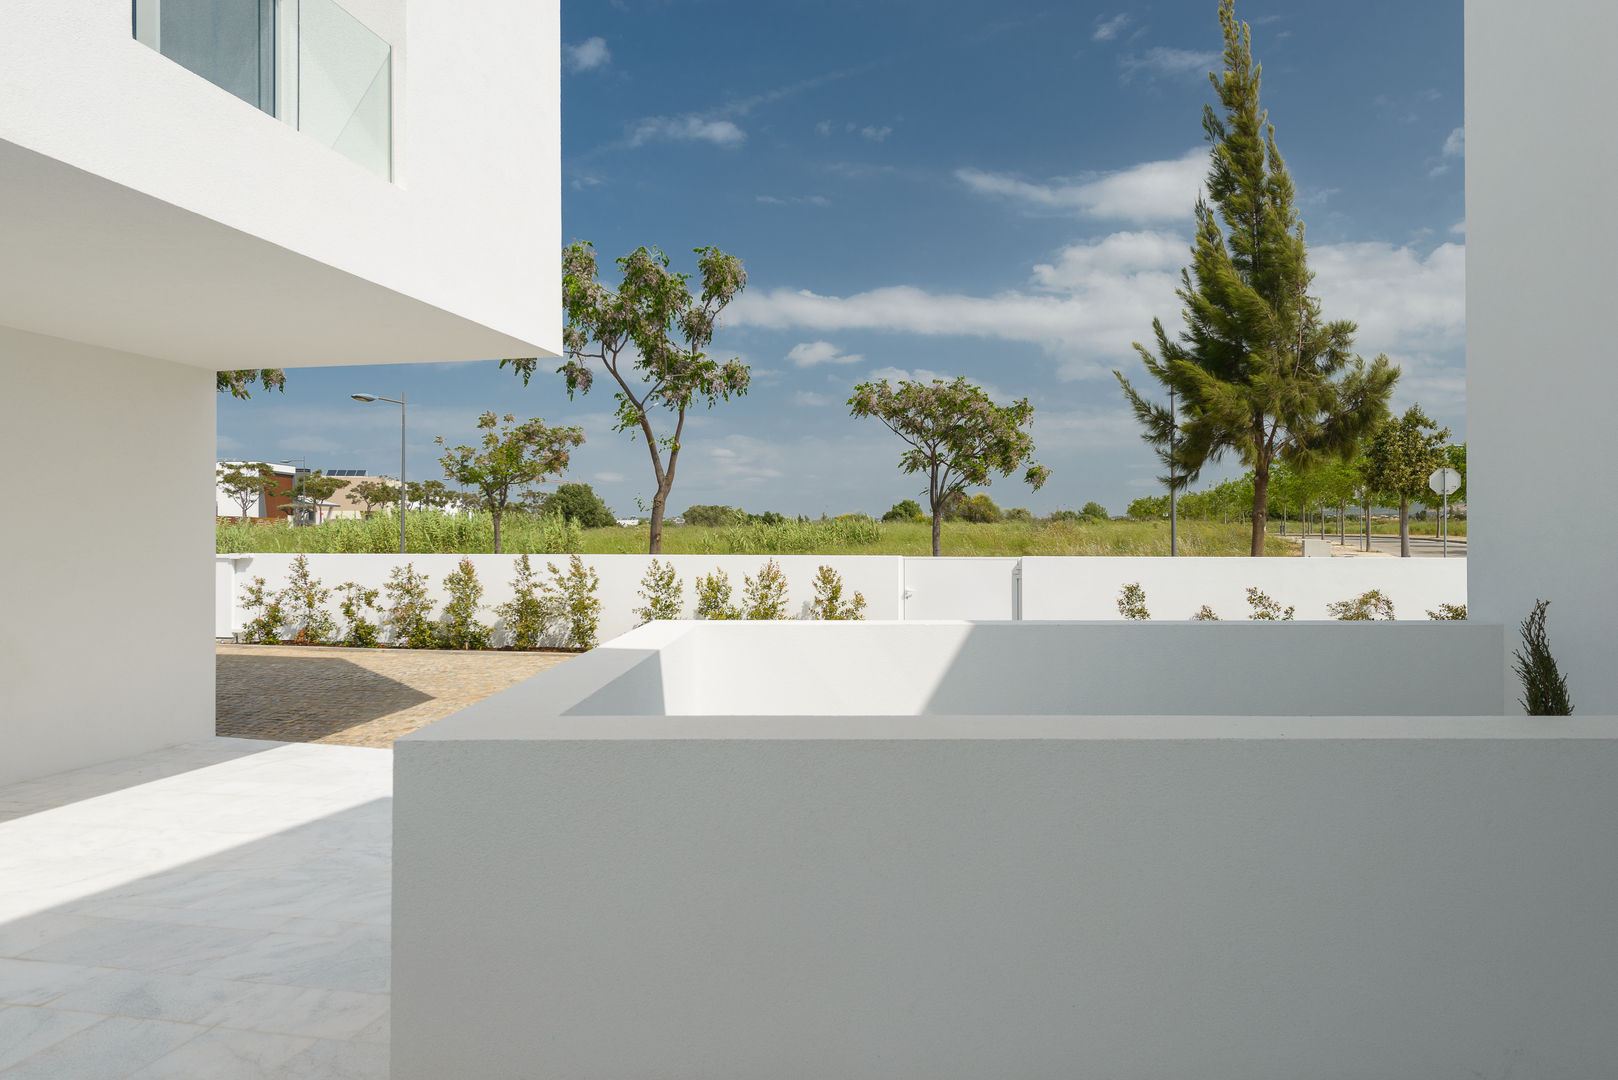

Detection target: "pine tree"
[1115, 0, 1396, 556]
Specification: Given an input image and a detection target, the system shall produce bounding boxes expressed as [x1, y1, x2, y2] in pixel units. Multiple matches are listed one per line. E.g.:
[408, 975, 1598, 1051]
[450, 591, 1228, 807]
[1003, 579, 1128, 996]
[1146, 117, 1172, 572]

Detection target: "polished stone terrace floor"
[0, 739, 391, 1078]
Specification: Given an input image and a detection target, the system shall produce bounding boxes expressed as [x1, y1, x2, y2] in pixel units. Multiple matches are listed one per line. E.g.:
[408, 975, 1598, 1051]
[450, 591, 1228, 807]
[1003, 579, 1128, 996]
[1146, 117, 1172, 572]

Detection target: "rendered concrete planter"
[391, 620, 1618, 1080]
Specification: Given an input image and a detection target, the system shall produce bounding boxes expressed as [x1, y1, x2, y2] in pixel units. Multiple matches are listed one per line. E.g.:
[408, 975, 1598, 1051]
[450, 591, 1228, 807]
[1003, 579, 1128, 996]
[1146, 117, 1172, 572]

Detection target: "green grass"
[220, 511, 1289, 557]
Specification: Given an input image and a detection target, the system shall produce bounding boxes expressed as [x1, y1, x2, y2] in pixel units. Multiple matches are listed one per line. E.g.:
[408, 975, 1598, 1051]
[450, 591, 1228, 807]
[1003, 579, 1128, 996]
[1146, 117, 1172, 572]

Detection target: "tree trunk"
[648, 490, 666, 555]
[492, 510, 503, 555]
[1399, 497, 1411, 558]
[1250, 464, 1270, 557]
[930, 507, 943, 557]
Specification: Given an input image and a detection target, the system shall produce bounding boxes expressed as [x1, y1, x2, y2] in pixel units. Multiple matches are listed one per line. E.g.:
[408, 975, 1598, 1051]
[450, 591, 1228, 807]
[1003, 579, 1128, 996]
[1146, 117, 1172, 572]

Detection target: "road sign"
[1429, 467, 1462, 496]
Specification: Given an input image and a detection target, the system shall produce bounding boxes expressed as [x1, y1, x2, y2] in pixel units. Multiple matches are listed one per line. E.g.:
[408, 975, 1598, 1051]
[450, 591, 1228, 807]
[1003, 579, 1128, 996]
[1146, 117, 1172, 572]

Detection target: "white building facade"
[0, 0, 560, 785]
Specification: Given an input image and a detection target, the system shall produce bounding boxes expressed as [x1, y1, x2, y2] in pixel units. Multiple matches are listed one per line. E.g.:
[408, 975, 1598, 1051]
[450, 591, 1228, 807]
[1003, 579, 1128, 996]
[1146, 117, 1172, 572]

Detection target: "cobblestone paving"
[216, 645, 572, 748]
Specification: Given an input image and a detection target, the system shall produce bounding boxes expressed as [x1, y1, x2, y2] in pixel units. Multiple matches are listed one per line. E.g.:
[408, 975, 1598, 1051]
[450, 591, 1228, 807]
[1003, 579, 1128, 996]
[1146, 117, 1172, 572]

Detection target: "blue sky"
[218, 0, 1465, 519]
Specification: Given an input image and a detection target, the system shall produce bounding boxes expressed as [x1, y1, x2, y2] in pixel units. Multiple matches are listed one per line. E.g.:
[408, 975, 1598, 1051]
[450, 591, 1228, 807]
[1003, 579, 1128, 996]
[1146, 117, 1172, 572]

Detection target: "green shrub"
[1118, 582, 1150, 620]
[1004, 507, 1034, 522]
[683, 504, 742, 527]
[742, 559, 790, 619]
[1327, 589, 1395, 621]
[1427, 602, 1467, 620]
[337, 582, 382, 647]
[809, 565, 866, 620]
[945, 492, 1002, 523]
[695, 570, 741, 620]
[633, 559, 684, 624]
[1513, 599, 1573, 715]
[278, 555, 335, 644]
[1191, 605, 1221, 621]
[537, 483, 617, 529]
[546, 555, 601, 649]
[1245, 587, 1294, 621]
[495, 555, 550, 649]
[217, 508, 582, 555]
[1079, 501, 1110, 522]
[438, 558, 492, 649]
[882, 499, 924, 523]
[240, 576, 286, 644]
[384, 563, 436, 649]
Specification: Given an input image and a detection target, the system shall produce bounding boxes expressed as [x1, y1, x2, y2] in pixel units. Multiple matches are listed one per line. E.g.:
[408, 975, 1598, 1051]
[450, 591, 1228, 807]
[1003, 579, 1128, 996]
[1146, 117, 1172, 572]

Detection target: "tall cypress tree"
[1115, 0, 1397, 556]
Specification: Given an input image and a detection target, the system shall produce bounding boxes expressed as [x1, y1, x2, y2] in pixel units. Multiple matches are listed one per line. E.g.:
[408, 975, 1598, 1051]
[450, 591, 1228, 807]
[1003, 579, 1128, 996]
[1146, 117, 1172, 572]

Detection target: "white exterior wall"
[216, 553, 1469, 643]
[1467, 0, 1618, 710]
[394, 625, 1604, 1080]
[0, 329, 214, 786]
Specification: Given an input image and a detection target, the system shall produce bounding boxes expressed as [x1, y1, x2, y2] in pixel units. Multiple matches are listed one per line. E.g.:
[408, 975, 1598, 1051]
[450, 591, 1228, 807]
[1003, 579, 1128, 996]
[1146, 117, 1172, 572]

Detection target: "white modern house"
[1, 0, 1615, 1077]
[0, 0, 560, 786]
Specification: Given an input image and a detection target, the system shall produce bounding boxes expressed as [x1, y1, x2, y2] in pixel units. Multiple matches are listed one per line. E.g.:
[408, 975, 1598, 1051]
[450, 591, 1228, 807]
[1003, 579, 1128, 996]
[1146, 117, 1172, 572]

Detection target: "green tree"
[683, 504, 742, 527]
[507, 243, 749, 554]
[1128, 495, 1169, 519]
[216, 462, 279, 520]
[217, 369, 285, 399]
[1079, 501, 1110, 522]
[406, 479, 457, 511]
[350, 476, 400, 518]
[539, 482, 617, 529]
[1115, 0, 1396, 556]
[633, 559, 684, 624]
[848, 376, 1049, 556]
[283, 471, 351, 526]
[944, 492, 1003, 523]
[1361, 404, 1450, 557]
[882, 499, 924, 523]
[436, 412, 584, 554]
[438, 558, 492, 649]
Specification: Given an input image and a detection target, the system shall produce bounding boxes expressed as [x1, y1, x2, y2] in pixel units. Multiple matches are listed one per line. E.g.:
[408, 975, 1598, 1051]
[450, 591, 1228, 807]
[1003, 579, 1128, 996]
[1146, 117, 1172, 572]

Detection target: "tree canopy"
[1114, 0, 1396, 555]
[504, 242, 748, 554]
[436, 412, 584, 553]
[1362, 404, 1450, 556]
[848, 375, 1048, 555]
[216, 462, 279, 519]
[217, 370, 285, 399]
[538, 482, 618, 529]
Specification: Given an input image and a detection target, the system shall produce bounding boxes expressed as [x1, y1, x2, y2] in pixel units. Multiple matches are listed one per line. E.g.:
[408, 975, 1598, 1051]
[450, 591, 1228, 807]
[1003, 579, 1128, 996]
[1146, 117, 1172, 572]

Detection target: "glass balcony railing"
[133, 0, 393, 180]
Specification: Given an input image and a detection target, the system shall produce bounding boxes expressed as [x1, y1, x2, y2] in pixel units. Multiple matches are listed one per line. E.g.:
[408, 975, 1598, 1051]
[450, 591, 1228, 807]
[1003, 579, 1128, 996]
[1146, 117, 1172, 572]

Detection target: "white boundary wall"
[218, 552, 1467, 643]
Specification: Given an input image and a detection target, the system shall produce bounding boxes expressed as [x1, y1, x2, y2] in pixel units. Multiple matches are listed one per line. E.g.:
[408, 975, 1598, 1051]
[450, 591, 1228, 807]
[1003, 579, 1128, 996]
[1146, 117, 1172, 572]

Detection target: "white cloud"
[732, 232, 1464, 383]
[860, 124, 894, 142]
[627, 115, 746, 147]
[793, 390, 833, 407]
[815, 119, 832, 136]
[593, 471, 626, 483]
[867, 366, 951, 385]
[708, 436, 783, 482]
[1450, 219, 1466, 236]
[1309, 241, 1466, 357]
[570, 175, 604, 191]
[1442, 126, 1466, 157]
[1119, 47, 1219, 82]
[956, 149, 1207, 224]
[787, 341, 864, 367]
[757, 194, 830, 207]
[1093, 13, 1132, 41]
[564, 37, 611, 73]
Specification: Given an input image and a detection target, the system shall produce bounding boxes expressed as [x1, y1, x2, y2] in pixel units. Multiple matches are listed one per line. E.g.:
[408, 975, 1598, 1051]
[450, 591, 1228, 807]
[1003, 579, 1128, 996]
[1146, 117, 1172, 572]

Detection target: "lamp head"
[351, 393, 378, 403]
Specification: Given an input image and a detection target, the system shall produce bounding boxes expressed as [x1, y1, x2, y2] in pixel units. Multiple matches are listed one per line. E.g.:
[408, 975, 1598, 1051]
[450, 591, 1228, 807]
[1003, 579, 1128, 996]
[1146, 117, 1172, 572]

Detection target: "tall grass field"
[218, 511, 1292, 557]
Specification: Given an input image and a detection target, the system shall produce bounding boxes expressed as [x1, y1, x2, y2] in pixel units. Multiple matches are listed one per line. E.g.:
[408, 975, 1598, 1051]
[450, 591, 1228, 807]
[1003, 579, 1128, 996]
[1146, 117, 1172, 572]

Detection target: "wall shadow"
[216, 653, 434, 743]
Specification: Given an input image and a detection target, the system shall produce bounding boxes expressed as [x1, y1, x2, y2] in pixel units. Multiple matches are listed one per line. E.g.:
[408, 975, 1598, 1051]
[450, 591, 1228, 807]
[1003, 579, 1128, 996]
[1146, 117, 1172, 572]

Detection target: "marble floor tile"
[0, 1015, 203, 1080]
[0, 1006, 105, 1071]
[126, 1026, 314, 1079]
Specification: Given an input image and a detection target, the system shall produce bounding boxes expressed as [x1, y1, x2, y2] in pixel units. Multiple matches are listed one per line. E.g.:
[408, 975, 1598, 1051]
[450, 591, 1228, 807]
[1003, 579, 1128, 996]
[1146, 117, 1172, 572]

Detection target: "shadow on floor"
[216, 654, 434, 743]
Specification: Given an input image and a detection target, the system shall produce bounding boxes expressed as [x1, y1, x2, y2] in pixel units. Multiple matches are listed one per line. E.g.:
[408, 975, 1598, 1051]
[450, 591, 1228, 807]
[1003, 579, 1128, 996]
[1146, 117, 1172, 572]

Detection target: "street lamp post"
[351, 393, 407, 554]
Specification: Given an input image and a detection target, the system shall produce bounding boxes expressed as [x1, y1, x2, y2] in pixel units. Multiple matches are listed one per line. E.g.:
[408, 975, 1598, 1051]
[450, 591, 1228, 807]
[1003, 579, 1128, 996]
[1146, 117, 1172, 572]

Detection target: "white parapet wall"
[391, 621, 1618, 1080]
[218, 552, 1468, 642]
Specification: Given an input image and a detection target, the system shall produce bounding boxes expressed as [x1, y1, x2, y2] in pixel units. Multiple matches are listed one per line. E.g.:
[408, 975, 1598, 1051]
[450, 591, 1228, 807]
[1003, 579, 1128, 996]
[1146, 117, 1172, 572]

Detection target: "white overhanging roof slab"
[0, 140, 551, 368]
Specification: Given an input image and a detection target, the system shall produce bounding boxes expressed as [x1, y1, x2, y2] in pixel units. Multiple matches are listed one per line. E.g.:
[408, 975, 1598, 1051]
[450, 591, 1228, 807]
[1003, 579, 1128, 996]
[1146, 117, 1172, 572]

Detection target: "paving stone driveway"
[215, 646, 572, 748]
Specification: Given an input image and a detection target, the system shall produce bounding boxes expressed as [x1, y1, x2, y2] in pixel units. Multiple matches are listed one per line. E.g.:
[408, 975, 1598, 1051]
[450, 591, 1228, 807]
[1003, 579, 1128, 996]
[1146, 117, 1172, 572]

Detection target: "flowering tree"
[436, 412, 584, 553]
[503, 242, 748, 554]
[848, 376, 1049, 556]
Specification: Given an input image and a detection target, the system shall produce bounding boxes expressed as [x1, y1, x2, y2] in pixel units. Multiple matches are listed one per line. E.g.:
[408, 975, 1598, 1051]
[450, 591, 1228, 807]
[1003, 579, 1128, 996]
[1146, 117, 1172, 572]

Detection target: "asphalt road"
[1281, 530, 1467, 558]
